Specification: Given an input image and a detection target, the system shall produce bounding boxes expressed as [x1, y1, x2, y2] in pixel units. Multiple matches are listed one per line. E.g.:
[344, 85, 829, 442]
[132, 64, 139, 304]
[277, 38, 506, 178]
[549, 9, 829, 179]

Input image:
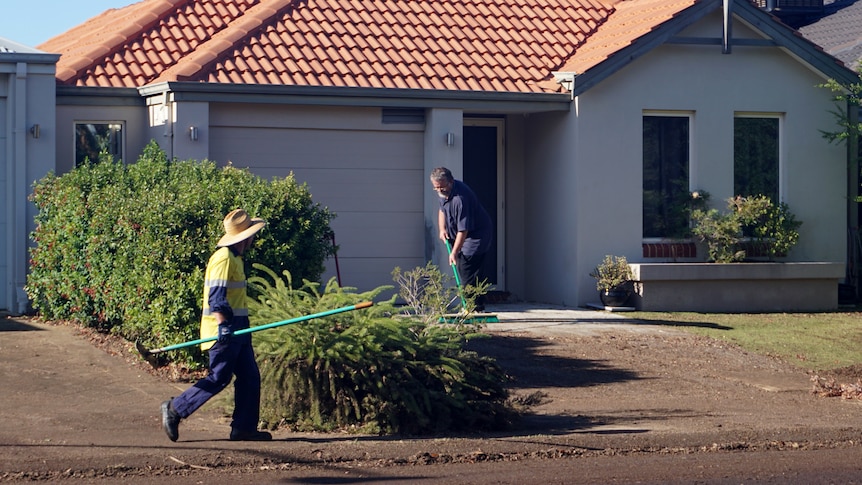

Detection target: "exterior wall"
[424, 109, 463, 272]
[522, 109, 580, 305]
[1, 54, 57, 314]
[55, 104, 150, 173]
[206, 103, 429, 294]
[568, 13, 848, 307]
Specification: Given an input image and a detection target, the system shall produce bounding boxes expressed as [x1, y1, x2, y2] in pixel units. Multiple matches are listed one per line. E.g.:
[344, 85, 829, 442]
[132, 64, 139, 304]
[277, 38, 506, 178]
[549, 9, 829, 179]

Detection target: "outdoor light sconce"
[445, 132, 455, 146]
[30, 124, 40, 139]
[189, 126, 199, 141]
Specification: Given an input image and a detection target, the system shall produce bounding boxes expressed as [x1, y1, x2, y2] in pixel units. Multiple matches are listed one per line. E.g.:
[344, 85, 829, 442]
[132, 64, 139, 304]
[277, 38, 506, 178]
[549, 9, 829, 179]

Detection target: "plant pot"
[599, 285, 632, 307]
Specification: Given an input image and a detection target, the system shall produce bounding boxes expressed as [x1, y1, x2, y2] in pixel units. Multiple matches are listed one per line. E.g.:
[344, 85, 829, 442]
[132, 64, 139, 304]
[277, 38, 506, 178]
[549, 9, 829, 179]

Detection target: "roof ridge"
[51, 0, 191, 83]
[152, 0, 299, 83]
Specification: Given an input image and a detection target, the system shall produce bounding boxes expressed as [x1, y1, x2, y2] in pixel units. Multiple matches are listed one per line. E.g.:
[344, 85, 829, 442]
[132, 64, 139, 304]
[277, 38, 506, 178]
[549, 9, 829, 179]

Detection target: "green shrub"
[248, 265, 514, 435]
[27, 141, 334, 367]
[691, 195, 801, 263]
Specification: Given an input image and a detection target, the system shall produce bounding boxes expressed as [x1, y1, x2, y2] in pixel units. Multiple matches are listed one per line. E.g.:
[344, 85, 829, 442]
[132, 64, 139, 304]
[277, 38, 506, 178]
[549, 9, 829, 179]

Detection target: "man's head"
[430, 167, 454, 199]
[217, 208, 266, 252]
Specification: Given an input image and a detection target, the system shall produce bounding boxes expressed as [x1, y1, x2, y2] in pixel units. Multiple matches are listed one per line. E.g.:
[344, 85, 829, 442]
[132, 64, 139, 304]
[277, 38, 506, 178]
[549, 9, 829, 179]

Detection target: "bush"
[248, 265, 514, 435]
[691, 195, 801, 263]
[392, 261, 491, 324]
[27, 141, 334, 367]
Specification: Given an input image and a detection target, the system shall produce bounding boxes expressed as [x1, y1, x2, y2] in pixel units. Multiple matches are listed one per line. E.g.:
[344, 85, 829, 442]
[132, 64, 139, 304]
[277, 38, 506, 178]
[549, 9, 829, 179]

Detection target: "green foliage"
[248, 265, 514, 435]
[26, 141, 334, 367]
[818, 77, 862, 147]
[691, 195, 801, 263]
[392, 262, 490, 324]
[589, 255, 633, 291]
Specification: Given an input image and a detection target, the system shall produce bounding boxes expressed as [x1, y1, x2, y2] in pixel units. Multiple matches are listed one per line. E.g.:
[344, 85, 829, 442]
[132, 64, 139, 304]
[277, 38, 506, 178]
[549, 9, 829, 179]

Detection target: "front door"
[463, 118, 504, 290]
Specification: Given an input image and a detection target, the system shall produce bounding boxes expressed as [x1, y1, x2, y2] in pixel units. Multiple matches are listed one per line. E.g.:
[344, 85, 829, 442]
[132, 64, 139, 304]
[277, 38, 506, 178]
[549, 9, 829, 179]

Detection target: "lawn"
[628, 310, 862, 372]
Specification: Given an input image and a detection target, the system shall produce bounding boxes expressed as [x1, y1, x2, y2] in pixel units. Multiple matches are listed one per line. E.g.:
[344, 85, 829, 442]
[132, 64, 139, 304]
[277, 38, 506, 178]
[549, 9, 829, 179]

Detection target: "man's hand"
[217, 323, 232, 345]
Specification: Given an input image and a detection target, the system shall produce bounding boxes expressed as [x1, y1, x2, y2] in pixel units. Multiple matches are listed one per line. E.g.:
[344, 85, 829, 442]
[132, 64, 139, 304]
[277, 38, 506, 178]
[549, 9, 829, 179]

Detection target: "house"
[2, 0, 859, 315]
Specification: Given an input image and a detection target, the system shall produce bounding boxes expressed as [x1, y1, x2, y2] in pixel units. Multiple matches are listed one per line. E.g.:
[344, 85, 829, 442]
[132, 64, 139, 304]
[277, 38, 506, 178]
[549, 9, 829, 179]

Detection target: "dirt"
[2, 310, 862, 484]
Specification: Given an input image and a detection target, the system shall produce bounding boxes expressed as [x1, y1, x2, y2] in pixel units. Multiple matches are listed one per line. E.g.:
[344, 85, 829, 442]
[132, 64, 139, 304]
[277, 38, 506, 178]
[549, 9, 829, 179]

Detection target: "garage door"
[209, 104, 426, 294]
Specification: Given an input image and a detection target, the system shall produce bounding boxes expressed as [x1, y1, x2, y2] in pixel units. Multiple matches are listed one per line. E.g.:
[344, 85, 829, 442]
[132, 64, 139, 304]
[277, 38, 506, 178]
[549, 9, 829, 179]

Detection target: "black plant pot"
[599, 285, 632, 307]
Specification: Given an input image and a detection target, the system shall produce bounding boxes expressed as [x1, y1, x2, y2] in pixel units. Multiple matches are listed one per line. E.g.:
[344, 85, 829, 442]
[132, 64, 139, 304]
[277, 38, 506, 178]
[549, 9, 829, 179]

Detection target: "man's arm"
[438, 209, 447, 241]
[450, 230, 467, 266]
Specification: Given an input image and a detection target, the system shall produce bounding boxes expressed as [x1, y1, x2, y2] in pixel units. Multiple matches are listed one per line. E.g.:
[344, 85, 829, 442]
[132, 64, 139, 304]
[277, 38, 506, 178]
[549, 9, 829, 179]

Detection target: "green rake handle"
[445, 240, 468, 310]
[145, 301, 374, 354]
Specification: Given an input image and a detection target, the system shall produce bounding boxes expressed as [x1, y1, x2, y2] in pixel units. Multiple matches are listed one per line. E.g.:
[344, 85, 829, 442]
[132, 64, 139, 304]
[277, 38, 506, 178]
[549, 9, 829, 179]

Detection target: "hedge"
[27, 141, 335, 366]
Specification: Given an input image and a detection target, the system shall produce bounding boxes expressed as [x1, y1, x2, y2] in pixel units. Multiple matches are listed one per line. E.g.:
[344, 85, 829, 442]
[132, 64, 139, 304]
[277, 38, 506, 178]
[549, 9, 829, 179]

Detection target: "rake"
[135, 301, 374, 368]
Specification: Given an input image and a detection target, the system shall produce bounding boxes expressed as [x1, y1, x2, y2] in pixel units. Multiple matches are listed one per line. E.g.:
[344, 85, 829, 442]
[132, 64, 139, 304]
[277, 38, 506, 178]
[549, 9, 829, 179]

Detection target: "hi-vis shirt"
[200, 246, 251, 350]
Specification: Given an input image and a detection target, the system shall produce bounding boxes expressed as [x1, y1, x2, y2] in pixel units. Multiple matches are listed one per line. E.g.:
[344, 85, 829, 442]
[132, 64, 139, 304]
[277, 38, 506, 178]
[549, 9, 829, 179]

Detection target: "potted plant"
[590, 255, 634, 307]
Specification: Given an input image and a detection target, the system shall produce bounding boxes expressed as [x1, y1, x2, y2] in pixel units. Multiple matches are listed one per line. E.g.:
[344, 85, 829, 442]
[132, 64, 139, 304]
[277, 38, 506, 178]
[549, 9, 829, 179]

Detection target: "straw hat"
[217, 208, 266, 247]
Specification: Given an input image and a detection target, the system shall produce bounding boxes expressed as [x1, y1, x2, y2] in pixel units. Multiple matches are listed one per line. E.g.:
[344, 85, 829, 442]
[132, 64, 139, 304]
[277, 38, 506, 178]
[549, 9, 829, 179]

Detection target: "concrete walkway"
[481, 302, 676, 336]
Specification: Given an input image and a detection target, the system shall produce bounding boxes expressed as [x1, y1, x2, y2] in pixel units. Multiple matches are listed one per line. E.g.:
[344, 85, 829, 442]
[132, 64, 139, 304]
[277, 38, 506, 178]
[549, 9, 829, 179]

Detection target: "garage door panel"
[321, 256, 426, 297]
[211, 127, 423, 171]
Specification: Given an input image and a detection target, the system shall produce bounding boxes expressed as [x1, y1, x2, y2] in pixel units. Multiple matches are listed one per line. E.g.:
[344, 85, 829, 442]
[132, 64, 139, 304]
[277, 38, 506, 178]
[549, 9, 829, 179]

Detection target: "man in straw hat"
[160, 208, 272, 442]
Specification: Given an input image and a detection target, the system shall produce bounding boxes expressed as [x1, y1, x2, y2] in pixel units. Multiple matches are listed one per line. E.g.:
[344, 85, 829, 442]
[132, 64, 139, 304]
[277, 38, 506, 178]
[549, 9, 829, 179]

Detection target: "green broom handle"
[150, 301, 374, 353]
[445, 240, 468, 309]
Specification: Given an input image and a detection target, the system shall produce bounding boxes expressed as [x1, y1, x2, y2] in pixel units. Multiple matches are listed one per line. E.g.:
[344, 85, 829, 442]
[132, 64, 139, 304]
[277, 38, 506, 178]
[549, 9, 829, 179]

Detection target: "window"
[734, 115, 779, 201]
[643, 114, 691, 238]
[75, 122, 124, 166]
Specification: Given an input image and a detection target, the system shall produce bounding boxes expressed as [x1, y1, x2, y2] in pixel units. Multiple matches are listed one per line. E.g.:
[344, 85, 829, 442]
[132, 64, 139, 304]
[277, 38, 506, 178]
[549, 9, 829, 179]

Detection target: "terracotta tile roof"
[555, 0, 698, 75]
[39, 0, 703, 93]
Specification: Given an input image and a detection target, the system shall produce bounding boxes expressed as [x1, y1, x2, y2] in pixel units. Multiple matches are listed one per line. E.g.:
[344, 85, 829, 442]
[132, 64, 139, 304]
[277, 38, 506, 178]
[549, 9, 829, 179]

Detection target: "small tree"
[247, 265, 513, 435]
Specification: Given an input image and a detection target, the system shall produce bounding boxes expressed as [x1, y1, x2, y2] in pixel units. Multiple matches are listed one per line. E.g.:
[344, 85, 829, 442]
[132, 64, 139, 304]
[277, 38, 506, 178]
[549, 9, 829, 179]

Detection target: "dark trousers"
[170, 339, 261, 432]
[456, 250, 488, 308]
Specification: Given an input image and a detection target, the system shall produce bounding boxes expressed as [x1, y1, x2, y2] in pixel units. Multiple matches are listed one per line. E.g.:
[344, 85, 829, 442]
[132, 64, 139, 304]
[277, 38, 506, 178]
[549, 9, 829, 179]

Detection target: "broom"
[439, 240, 499, 323]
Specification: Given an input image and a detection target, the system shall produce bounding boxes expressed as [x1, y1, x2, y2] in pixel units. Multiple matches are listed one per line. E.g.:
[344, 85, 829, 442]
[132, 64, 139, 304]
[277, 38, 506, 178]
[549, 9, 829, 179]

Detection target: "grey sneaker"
[161, 399, 180, 442]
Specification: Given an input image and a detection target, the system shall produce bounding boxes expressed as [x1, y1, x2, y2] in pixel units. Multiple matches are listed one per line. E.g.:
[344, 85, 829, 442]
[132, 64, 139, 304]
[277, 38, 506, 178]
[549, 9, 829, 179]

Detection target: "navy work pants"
[170, 339, 261, 433]
[457, 250, 488, 308]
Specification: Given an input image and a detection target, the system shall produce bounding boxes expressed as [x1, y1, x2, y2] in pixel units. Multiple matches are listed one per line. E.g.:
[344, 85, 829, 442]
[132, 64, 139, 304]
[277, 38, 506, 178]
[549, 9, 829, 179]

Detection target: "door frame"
[464, 117, 506, 289]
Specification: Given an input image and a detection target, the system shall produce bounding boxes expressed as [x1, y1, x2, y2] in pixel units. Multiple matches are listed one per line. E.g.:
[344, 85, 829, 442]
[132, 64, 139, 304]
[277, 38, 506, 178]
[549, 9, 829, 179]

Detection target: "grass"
[627, 310, 862, 372]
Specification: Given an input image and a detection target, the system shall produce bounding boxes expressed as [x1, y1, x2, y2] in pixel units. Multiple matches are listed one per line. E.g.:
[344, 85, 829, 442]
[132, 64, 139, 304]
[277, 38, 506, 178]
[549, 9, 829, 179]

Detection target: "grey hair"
[430, 167, 453, 183]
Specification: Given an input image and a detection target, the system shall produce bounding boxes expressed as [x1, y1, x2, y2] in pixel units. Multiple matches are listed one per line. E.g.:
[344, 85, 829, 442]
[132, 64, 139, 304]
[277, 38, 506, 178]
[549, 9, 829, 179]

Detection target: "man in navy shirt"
[430, 167, 494, 311]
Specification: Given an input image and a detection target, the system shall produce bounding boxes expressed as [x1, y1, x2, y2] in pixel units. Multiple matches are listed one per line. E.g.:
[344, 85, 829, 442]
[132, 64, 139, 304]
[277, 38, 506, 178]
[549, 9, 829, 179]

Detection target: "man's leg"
[162, 341, 238, 441]
[227, 343, 270, 441]
[457, 251, 488, 310]
[170, 342, 239, 417]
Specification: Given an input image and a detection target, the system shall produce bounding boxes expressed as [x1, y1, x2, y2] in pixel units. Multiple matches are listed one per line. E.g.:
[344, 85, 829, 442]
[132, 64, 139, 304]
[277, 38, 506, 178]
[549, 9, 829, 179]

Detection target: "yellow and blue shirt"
[200, 246, 251, 350]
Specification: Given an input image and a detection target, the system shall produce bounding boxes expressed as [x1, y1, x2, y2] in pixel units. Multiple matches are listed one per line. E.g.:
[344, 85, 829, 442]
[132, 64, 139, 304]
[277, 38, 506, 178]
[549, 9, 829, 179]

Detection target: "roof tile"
[39, 0, 709, 93]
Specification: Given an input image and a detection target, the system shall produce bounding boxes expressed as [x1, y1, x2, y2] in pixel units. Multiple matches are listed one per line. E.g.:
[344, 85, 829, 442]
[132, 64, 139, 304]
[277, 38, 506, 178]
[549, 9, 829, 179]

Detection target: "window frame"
[642, 111, 695, 241]
[73, 121, 125, 167]
[733, 112, 783, 202]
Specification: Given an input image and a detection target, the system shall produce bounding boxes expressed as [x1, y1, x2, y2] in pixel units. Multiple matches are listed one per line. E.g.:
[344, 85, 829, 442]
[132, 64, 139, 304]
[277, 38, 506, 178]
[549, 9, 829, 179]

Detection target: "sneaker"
[229, 429, 273, 441]
[161, 399, 180, 442]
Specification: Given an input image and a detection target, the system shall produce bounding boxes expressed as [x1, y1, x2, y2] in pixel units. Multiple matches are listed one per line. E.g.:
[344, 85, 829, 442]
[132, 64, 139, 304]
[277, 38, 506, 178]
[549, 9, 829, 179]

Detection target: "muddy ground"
[2, 307, 862, 484]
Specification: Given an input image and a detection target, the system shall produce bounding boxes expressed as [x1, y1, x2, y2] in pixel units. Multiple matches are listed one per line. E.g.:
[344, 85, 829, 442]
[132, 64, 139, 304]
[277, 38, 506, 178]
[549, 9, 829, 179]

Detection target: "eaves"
[138, 82, 572, 115]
